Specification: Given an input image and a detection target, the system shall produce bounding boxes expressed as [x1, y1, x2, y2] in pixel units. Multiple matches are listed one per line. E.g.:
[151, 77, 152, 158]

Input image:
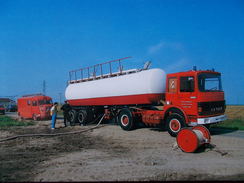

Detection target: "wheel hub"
[121, 115, 129, 126]
[170, 119, 181, 132]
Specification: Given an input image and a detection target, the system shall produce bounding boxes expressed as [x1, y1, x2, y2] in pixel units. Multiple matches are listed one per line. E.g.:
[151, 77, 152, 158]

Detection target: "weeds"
[0, 116, 34, 128]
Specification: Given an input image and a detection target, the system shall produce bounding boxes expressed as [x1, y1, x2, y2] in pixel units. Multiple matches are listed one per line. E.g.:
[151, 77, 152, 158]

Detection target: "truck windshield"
[39, 100, 52, 105]
[198, 73, 222, 92]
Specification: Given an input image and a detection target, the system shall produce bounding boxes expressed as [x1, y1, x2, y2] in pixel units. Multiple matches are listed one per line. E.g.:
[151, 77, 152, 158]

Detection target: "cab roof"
[167, 69, 221, 77]
[19, 95, 52, 100]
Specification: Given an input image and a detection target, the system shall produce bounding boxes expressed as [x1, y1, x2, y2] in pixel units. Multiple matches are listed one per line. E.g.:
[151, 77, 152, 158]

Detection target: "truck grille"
[198, 100, 225, 116]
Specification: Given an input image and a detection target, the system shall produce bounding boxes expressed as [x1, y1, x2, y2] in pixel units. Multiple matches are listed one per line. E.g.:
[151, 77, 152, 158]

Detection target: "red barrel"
[176, 125, 211, 153]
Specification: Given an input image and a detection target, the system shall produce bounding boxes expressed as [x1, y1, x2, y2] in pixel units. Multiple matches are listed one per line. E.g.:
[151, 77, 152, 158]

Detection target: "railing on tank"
[68, 56, 140, 84]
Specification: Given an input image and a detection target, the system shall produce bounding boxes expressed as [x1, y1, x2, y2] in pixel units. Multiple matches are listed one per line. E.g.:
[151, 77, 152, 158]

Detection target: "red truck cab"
[17, 94, 53, 120]
[164, 68, 226, 135]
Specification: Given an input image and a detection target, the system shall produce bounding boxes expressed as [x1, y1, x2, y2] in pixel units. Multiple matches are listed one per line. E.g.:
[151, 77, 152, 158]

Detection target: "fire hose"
[0, 114, 106, 143]
[176, 125, 228, 155]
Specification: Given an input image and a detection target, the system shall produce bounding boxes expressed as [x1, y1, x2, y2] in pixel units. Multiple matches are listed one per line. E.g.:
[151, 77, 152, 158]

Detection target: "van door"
[24, 99, 32, 118]
[32, 100, 39, 119]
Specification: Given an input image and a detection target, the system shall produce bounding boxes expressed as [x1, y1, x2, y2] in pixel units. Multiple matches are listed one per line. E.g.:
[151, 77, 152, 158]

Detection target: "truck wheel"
[118, 108, 134, 131]
[166, 113, 186, 137]
[77, 110, 87, 125]
[69, 110, 77, 126]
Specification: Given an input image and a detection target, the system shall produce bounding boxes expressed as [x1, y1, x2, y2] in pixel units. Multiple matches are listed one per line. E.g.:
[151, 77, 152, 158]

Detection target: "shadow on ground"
[210, 127, 238, 136]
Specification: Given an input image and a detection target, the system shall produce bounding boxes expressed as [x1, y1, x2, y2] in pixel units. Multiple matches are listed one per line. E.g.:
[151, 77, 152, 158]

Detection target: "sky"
[0, 0, 243, 104]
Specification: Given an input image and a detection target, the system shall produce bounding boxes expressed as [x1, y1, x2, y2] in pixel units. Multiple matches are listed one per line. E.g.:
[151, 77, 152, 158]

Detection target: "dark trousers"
[63, 112, 69, 126]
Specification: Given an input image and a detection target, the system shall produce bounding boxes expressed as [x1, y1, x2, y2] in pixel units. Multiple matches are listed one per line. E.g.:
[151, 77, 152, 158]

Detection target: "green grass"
[0, 115, 34, 128]
[212, 118, 244, 130]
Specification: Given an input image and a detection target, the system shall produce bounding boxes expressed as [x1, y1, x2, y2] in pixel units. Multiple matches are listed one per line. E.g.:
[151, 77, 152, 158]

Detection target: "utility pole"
[59, 92, 62, 104]
[42, 80, 46, 96]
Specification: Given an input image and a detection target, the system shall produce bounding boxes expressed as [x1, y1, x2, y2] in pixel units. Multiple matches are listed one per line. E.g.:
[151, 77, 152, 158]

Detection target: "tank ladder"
[68, 57, 139, 84]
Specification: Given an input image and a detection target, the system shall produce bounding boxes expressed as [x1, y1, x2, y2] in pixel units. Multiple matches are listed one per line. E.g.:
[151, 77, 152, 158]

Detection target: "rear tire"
[166, 113, 186, 137]
[69, 109, 77, 126]
[77, 110, 87, 125]
[118, 108, 134, 131]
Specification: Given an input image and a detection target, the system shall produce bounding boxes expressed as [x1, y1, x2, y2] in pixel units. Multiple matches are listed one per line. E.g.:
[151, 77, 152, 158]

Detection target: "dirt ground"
[0, 114, 244, 181]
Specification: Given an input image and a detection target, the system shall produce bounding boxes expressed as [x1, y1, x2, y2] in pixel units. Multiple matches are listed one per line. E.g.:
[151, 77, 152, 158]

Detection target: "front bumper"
[198, 114, 227, 125]
[189, 114, 227, 126]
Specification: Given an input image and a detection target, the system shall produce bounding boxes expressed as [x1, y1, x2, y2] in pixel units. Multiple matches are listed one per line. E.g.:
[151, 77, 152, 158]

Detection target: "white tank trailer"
[65, 68, 166, 106]
[64, 57, 167, 129]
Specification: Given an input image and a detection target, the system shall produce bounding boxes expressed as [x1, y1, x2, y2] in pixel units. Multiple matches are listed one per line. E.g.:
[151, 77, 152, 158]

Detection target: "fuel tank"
[65, 68, 166, 106]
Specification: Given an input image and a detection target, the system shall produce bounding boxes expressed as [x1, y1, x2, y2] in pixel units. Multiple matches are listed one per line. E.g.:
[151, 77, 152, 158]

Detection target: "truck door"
[32, 100, 38, 117]
[178, 76, 196, 114]
[24, 99, 32, 118]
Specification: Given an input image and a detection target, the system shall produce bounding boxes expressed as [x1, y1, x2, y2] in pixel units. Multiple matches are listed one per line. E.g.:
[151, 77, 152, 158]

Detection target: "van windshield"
[38, 100, 52, 105]
[198, 73, 223, 92]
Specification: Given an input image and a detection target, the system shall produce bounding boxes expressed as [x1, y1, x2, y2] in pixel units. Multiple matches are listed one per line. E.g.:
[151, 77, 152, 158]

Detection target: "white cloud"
[164, 58, 191, 73]
[148, 41, 184, 55]
[148, 42, 165, 54]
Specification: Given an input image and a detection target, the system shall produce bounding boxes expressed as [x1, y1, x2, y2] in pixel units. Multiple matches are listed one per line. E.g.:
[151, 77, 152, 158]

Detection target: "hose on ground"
[0, 114, 106, 143]
[206, 143, 228, 156]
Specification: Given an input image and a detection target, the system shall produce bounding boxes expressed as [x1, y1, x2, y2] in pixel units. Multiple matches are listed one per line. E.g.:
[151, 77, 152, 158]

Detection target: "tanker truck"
[65, 57, 227, 136]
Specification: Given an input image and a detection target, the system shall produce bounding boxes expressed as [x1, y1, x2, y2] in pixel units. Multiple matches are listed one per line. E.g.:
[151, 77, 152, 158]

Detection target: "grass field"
[0, 115, 34, 128]
[212, 105, 244, 130]
[0, 105, 243, 130]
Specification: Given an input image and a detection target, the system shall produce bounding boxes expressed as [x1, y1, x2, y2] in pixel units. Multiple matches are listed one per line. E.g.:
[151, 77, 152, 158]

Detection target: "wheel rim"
[78, 113, 84, 123]
[121, 114, 129, 126]
[169, 119, 181, 133]
[69, 112, 74, 121]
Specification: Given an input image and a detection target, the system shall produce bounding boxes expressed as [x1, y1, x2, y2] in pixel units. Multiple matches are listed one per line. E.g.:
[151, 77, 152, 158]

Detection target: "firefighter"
[61, 101, 71, 127]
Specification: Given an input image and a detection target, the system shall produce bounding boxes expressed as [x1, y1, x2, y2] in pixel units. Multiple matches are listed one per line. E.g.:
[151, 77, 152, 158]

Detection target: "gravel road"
[0, 112, 244, 181]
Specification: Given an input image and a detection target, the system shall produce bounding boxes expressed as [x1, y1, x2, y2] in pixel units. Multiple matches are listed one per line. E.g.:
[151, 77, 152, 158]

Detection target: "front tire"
[166, 113, 186, 137]
[118, 108, 134, 131]
[33, 114, 38, 121]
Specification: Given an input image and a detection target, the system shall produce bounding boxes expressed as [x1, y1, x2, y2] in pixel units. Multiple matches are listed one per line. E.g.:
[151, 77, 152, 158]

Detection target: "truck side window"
[32, 101, 37, 106]
[180, 76, 194, 92]
[27, 100, 31, 105]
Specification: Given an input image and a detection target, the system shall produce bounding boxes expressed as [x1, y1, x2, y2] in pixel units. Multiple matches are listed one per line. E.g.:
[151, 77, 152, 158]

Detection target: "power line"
[42, 80, 46, 95]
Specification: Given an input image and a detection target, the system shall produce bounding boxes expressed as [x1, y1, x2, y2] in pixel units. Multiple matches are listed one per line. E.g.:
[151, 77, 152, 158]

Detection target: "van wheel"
[118, 108, 134, 131]
[33, 114, 37, 121]
[77, 110, 87, 125]
[166, 113, 186, 137]
[69, 110, 77, 126]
